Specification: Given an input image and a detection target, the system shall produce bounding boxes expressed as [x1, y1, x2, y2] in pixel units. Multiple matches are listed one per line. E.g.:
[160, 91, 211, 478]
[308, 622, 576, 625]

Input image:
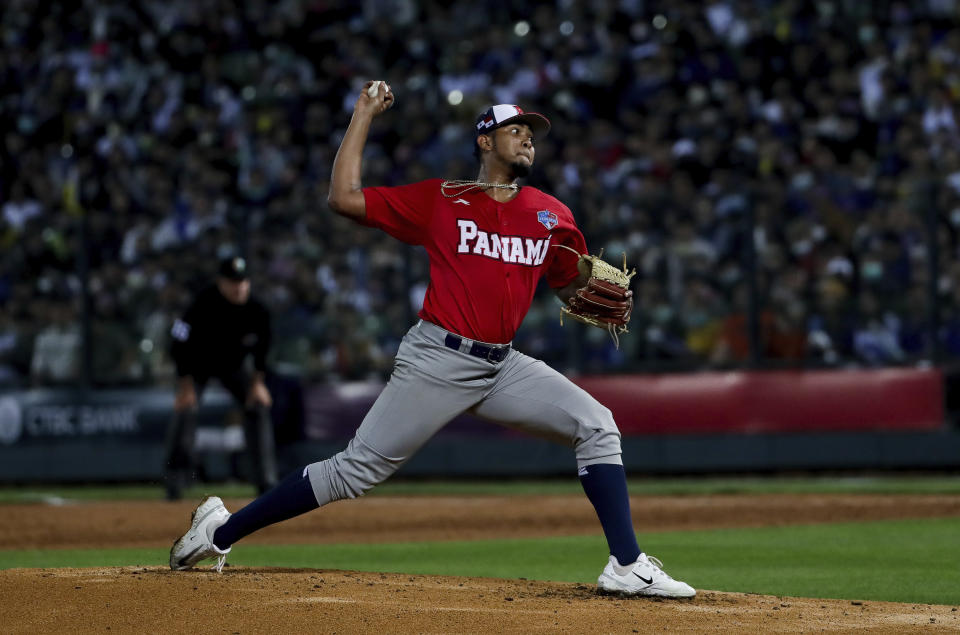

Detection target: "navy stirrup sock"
[213, 467, 319, 549]
[579, 463, 641, 567]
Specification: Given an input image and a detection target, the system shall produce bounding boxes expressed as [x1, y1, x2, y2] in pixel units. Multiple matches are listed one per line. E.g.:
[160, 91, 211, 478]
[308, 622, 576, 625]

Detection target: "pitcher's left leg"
[470, 352, 633, 560]
[470, 351, 621, 468]
[470, 351, 695, 598]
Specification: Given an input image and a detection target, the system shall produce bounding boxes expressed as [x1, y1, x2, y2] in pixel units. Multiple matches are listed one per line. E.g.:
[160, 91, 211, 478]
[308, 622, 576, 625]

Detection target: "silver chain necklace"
[440, 179, 520, 198]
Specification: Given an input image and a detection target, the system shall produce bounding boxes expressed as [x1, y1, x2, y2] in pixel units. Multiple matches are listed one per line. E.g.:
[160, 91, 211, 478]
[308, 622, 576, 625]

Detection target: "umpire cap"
[218, 256, 249, 280]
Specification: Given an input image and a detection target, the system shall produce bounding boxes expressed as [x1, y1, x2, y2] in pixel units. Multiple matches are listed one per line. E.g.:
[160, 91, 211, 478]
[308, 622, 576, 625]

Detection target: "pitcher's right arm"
[327, 81, 395, 221]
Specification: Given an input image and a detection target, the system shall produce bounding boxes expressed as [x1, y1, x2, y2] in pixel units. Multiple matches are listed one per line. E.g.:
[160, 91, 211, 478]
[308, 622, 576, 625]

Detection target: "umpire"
[165, 256, 278, 500]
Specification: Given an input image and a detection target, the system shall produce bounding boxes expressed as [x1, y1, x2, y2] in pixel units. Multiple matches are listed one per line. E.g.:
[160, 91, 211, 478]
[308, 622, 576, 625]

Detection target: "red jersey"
[362, 178, 587, 343]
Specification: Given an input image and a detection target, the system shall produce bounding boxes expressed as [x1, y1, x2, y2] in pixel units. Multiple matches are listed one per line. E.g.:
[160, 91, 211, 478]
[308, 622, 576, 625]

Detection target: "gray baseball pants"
[306, 320, 622, 506]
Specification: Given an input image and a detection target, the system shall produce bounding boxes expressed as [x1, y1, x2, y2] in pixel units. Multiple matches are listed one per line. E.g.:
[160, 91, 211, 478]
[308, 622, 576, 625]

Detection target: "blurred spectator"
[29, 301, 81, 386]
[0, 305, 30, 387]
[853, 291, 906, 365]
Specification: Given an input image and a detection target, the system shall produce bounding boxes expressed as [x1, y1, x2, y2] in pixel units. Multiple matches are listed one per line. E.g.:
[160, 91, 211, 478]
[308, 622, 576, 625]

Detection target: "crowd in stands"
[3, 0, 960, 388]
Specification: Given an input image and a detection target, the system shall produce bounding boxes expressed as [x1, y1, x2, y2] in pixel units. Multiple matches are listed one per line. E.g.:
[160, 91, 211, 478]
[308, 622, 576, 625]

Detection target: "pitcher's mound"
[2, 567, 958, 634]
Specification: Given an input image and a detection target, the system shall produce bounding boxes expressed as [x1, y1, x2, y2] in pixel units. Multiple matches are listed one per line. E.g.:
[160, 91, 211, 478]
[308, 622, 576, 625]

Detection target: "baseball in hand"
[367, 81, 383, 98]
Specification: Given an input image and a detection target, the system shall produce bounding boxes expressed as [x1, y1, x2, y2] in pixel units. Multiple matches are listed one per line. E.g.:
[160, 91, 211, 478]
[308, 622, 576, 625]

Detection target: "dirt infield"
[3, 567, 959, 634]
[2, 493, 960, 633]
[6, 492, 960, 550]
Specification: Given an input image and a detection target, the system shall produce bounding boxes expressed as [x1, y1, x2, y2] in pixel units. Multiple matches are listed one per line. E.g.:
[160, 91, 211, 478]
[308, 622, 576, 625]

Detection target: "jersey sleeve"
[544, 209, 588, 289]
[361, 179, 439, 245]
[170, 297, 203, 378]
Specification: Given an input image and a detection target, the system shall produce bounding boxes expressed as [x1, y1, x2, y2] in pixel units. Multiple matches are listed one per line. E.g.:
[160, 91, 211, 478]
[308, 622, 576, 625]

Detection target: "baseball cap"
[218, 256, 249, 280]
[475, 105, 550, 138]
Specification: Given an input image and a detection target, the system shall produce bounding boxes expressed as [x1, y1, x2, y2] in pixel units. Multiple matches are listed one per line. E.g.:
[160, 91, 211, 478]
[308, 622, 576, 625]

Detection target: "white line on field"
[290, 596, 554, 615]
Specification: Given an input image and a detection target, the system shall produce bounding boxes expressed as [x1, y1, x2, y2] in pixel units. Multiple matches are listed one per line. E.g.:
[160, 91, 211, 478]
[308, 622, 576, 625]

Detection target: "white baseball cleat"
[597, 553, 696, 598]
[169, 496, 232, 572]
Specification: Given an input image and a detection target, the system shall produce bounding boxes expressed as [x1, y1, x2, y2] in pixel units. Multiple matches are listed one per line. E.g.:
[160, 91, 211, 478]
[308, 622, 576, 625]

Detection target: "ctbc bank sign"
[0, 396, 140, 445]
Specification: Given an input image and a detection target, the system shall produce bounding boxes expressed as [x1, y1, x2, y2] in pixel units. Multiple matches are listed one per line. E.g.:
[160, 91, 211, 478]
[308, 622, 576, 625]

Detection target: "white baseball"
[367, 81, 382, 98]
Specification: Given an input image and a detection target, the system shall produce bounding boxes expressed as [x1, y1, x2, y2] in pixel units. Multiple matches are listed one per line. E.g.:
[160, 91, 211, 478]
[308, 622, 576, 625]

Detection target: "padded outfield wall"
[0, 368, 956, 482]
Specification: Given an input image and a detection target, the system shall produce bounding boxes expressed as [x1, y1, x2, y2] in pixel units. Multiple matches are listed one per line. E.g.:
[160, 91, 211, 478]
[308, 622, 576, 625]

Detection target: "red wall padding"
[572, 368, 944, 435]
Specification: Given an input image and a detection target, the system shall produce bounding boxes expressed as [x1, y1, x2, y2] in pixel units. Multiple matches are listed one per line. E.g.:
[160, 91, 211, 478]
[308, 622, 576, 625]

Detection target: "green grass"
[2, 518, 958, 605]
[0, 483, 260, 504]
[374, 475, 960, 496]
[2, 474, 960, 503]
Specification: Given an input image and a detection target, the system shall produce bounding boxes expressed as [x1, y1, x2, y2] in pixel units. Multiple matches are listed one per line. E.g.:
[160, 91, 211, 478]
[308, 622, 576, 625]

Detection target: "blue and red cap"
[475, 104, 550, 138]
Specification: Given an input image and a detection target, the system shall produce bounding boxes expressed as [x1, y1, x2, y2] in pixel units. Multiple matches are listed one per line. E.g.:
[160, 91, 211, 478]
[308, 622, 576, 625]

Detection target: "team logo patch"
[171, 319, 191, 342]
[537, 210, 558, 230]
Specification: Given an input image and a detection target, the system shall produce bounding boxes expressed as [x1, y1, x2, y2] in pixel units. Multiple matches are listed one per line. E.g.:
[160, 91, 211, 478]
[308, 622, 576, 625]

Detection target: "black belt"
[444, 333, 511, 363]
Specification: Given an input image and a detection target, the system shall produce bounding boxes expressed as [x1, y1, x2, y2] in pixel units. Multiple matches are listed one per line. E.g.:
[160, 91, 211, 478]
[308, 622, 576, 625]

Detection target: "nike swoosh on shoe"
[633, 572, 653, 584]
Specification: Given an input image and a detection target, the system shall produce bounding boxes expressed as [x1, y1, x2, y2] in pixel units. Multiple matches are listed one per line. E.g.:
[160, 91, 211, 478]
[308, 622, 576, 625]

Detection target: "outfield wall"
[573, 368, 945, 435]
[0, 368, 953, 482]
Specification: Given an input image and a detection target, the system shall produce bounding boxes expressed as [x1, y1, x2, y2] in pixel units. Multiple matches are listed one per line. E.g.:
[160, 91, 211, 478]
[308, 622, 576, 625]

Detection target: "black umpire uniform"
[165, 256, 278, 500]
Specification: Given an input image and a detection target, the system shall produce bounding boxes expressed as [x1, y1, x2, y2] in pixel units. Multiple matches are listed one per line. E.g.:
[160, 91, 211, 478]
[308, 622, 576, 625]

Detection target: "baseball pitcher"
[169, 81, 694, 598]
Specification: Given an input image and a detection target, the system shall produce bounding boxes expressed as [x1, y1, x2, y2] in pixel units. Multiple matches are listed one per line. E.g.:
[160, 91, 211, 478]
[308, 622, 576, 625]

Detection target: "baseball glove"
[557, 246, 636, 348]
